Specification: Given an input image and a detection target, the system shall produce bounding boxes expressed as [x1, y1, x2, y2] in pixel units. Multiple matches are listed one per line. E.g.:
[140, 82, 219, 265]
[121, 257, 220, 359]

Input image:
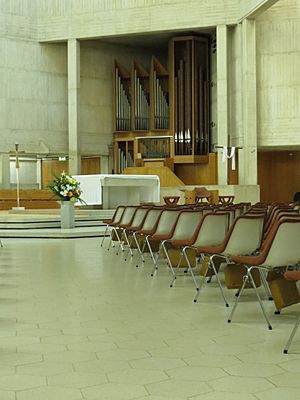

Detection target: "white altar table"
[73, 174, 160, 209]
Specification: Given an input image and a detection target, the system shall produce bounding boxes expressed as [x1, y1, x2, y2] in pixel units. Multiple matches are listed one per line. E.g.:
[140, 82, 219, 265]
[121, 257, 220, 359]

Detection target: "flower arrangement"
[49, 171, 84, 203]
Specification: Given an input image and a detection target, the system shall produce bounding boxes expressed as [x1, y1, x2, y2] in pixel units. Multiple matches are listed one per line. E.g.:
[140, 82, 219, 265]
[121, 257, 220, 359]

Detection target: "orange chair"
[283, 270, 300, 354]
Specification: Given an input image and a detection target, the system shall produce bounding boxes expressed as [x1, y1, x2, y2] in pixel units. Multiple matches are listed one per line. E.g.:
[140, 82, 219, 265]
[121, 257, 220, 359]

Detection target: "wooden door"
[258, 151, 300, 203]
[81, 157, 101, 175]
[41, 160, 69, 189]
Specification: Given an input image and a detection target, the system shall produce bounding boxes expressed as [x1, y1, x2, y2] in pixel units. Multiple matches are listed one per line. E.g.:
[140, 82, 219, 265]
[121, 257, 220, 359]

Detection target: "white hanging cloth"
[222, 146, 236, 170]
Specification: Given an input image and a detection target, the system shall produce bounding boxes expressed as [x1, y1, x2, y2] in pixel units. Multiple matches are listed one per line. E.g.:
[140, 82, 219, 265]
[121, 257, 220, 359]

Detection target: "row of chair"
[101, 202, 300, 353]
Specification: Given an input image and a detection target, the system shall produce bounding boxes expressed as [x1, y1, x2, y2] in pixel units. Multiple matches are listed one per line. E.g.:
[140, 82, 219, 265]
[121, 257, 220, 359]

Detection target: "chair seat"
[284, 271, 300, 281]
[229, 253, 266, 266]
[196, 243, 225, 255]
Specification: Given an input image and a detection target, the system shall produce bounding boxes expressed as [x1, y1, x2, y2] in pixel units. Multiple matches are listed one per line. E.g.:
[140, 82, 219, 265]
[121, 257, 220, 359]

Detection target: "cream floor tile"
[224, 362, 284, 377]
[16, 361, 73, 376]
[43, 350, 97, 364]
[130, 357, 186, 370]
[1, 238, 300, 400]
[107, 368, 168, 385]
[82, 382, 147, 399]
[74, 359, 130, 374]
[42, 334, 88, 345]
[191, 391, 257, 400]
[237, 350, 299, 364]
[279, 358, 300, 372]
[209, 376, 274, 393]
[268, 372, 300, 387]
[166, 365, 227, 381]
[16, 328, 62, 337]
[48, 371, 107, 388]
[256, 387, 300, 400]
[0, 352, 42, 366]
[87, 332, 136, 342]
[0, 373, 45, 390]
[0, 389, 15, 400]
[146, 379, 211, 398]
[0, 365, 15, 377]
[67, 341, 117, 353]
[183, 354, 241, 368]
[117, 339, 169, 351]
[199, 343, 252, 356]
[17, 343, 67, 353]
[62, 327, 108, 336]
[16, 386, 83, 400]
[0, 330, 17, 338]
[137, 396, 186, 400]
[96, 348, 151, 361]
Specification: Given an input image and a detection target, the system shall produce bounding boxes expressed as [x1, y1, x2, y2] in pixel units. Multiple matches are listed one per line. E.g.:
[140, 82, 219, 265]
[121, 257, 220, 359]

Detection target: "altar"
[73, 174, 160, 209]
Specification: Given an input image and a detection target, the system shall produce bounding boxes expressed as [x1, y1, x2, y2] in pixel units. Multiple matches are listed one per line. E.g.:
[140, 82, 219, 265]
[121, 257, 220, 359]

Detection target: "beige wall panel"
[228, 25, 243, 147]
[256, 0, 300, 147]
[239, 0, 279, 19]
[37, 0, 238, 42]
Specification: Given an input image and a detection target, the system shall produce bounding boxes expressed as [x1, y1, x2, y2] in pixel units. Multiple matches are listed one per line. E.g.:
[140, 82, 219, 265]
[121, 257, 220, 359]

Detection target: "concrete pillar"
[216, 25, 229, 185]
[239, 19, 258, 185]
[0, 154, 10, 189]
[68, 39, 81, 175]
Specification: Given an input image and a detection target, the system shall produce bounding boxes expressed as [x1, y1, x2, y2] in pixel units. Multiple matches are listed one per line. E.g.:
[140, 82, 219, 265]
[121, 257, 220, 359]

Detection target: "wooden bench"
[0, 190, 60, 210]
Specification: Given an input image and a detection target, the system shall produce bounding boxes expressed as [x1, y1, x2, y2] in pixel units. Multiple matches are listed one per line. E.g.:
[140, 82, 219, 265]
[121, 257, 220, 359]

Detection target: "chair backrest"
[193, 213, 229, 247]
[264, 209, 298, 238]
[262, 219, 300, 267]
[130, 207, 150, 229]
[154, 208, 181, 236]
[170, 210, 203, 240]
[112, 206, 126, 224]
[118, 206, 138, 226]
[222, 215, 265, 256]
[139, 208, 163, 232]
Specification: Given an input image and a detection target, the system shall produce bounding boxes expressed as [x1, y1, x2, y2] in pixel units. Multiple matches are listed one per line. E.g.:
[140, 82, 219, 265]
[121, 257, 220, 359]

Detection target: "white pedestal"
[60, 201, 75, 229]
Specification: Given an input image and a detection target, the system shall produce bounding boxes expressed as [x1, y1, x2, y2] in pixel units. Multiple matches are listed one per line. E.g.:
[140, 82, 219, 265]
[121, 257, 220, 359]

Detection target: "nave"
[0, 237, 299, 400]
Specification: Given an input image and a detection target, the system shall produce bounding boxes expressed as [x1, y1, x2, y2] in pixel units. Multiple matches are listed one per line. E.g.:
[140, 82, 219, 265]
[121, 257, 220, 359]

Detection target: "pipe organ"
[113, 35, 210, 173]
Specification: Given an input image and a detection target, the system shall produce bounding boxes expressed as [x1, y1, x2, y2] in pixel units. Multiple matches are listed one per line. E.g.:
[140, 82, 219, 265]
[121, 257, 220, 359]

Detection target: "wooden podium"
[181, 188, 219, 205]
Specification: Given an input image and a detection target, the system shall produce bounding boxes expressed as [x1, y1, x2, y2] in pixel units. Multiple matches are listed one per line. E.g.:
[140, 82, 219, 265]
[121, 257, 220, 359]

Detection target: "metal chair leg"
[228, 274, 249, 323]
[209, 255, 229, 307]
[248, 268, 272, 330]
[259, 269, 273, 300]
[101, 225, 109, 247]
[134, 233, 145, 267]
[161, 241, 176, 279]
[284, 316, 300, 354]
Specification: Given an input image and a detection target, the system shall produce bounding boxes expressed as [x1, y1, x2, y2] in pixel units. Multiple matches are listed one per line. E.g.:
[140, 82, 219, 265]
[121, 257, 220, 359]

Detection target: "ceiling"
[94, 27, 215, 50]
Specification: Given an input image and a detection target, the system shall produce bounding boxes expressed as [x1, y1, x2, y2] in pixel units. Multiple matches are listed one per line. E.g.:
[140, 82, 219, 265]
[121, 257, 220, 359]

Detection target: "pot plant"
[49, 172, 85, 228]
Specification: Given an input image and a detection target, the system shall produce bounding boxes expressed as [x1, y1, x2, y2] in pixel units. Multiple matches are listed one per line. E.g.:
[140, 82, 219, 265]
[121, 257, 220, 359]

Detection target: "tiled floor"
[0, 237, 300, 399]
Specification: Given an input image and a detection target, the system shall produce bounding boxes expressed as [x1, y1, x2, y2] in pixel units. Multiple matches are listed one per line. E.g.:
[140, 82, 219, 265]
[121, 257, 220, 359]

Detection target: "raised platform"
[0, 209, 114, 239]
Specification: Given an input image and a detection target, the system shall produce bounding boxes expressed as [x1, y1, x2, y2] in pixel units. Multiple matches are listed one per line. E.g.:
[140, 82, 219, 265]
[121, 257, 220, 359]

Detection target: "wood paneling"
[0, 189, 59, 210]
[41, 160, 69, 189]
[174, 152, 218, 185]
[81, 157, 101, 175]
[258, 150, 300, 203]
[124, 166, 184, 187]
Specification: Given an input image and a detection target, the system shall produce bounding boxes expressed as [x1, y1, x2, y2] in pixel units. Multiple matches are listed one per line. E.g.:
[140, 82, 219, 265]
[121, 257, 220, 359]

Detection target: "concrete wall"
[228, 25, 243, 148]
[239, 0, 279, 19]
[36, 0, 239, 42]
[1, 37, 68, 155]
[80, 40, 165, 156]
[256, 0, 300, 147]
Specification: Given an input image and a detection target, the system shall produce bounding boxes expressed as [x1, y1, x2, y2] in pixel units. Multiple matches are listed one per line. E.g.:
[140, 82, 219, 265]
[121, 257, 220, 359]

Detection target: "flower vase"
[60, 201, 75, 229]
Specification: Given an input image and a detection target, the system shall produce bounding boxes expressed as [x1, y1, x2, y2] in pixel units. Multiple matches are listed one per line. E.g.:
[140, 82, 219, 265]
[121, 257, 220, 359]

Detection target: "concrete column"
[239, 19, 258, 185]
[68, 39, 81, 175]
[0, 154, 10, 189]
[216, 25, 229, 185]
